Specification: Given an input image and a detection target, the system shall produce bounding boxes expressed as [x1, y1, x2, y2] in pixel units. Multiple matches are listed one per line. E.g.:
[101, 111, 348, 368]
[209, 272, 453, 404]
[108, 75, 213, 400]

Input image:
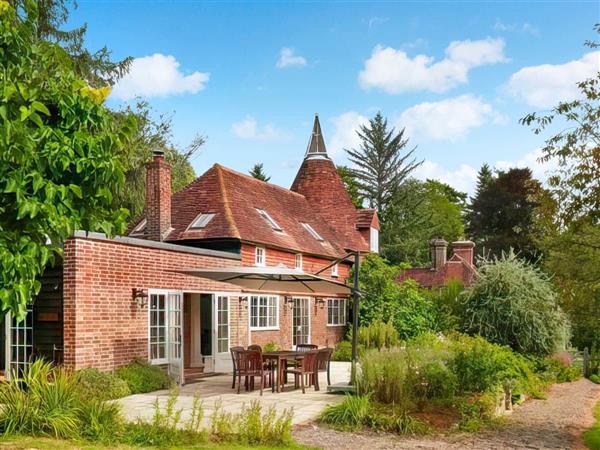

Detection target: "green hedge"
[115, 358, 172, 394]
[75, 368, 131, 401]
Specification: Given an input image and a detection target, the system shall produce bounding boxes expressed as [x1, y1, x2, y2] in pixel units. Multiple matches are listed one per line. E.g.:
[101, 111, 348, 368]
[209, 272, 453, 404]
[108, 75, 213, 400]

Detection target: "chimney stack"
[452, 240, 475, 266]
[430, 238, 448, 271]
[145, 149, 171, 241]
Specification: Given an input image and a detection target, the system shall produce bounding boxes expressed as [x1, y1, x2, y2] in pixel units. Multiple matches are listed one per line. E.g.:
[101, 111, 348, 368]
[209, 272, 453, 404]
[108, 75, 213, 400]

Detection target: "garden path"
[294, 378, 600, 450]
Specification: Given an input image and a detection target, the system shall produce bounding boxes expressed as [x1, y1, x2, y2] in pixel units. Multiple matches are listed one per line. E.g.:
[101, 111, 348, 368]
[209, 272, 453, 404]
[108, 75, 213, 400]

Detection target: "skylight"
[301, 222, 324, 241]
[190, 213, 215, 229]
[256, 208, 282, 231]
[130, 219, 146, 235]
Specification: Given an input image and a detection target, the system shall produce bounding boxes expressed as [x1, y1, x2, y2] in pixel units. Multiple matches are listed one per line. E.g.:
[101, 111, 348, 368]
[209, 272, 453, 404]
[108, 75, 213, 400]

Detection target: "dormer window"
[255, 246, 266, 266]
[295, 254, 303, 270]
[130, 219, 147, 236]
[256, 209, 282, 231]
[301, 222, 324, 241]
[331, 263, 339, 277]
[190, 213, 215, 229]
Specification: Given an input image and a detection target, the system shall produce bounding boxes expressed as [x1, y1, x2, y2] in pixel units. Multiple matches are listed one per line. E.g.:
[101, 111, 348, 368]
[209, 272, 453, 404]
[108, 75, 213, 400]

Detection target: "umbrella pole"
[350, 250, 360, 386]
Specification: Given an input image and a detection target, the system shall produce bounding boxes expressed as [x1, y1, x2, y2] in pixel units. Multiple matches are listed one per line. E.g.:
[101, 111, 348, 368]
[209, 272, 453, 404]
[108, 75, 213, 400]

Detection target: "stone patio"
[117, 361, 351, 426]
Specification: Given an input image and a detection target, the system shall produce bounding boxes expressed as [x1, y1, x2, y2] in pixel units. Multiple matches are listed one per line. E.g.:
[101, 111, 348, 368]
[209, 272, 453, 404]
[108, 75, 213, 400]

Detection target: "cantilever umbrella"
[179, 265, 352, 295]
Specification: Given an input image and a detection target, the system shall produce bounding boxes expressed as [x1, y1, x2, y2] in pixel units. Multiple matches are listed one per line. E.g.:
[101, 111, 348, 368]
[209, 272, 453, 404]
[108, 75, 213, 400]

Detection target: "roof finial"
[305, 113, 329, 159]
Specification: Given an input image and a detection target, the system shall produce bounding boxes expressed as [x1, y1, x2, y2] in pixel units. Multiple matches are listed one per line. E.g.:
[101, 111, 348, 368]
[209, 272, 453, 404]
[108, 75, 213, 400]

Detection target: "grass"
[584, 401, 600, 450]
[0, 435, 309, 450]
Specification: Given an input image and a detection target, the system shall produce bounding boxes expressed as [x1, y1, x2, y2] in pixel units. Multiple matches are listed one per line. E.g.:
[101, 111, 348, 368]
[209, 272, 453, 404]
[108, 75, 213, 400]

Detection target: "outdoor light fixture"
[315, 297, 326, 308]
[132, 288, 148, 308]
[238, 296, 249, 307]
[284, 296, 295, 308]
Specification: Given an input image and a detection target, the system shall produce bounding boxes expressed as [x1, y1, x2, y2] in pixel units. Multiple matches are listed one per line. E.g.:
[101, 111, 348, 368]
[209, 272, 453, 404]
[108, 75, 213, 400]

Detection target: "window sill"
[327, 323, 346, 327]
[150, 358, 168, 365]
[250, 327, 280, 331]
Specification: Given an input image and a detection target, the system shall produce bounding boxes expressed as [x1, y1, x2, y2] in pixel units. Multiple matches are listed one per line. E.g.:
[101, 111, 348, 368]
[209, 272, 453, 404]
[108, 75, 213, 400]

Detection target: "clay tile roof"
[165, 164, 350, 258]
[356, 209, 380, 230]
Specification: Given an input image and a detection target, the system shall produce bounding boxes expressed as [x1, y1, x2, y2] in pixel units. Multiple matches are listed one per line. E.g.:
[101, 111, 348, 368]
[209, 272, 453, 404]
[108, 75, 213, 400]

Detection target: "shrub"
[332, 340, 354, 361]
[358, 321, 400, 350]
[320, 395, 372, 431]
[357, 348, 412, 408]
[263, 342, 279, 352]
[461, 252, 570, 356]
[238, 401, 294, 446]
[116, 358, 171, 394]
[590, 374, 600, 384]
[78, 400, 124, 443]
[75, 368, 131, 401]
[457, 392, 497, 432]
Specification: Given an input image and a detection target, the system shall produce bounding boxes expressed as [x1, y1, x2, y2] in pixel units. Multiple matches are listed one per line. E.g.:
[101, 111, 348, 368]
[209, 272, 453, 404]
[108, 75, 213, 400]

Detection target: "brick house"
[1, 115, 379, 383]
[396, 238, 476, 288]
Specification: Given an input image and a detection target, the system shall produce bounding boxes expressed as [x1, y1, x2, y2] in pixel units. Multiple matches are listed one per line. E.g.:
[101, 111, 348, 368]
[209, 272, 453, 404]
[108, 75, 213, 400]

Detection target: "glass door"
[213, 295, 230, 372]
[167, 292, 184, 385]
[5, 306, 34, 379]
[292, 297, 310, 347]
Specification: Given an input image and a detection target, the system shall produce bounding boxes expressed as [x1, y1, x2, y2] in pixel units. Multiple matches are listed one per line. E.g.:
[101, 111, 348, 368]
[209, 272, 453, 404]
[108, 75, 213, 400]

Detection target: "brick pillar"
[452, 240, 475, 266]
[145, 151, 172, 241]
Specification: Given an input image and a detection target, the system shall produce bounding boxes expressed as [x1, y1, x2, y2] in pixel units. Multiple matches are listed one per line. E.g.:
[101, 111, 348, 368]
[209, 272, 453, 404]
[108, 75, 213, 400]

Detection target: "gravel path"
[294, 378, 600, 450]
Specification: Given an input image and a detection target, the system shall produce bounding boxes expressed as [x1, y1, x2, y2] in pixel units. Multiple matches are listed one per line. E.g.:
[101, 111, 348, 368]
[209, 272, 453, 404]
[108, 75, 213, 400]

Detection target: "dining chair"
[235, 350, 268, 395]
[230, 346, 244, 389]
[316, 347, 334, 387]
[284, 350, 318, 394]
[248, 344, 262, 352]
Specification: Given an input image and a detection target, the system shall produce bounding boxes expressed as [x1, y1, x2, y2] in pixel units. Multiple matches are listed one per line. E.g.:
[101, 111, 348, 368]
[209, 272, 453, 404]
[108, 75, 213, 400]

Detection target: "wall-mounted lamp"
[284, 296, 295, 308]
[315, 297, 326, 308]
[132, 288, 148, 309]
[238, 296, 249, 308]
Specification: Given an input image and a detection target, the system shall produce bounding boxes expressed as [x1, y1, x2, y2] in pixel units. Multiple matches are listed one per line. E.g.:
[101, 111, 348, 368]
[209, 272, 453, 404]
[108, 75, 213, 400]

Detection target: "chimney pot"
[430, 237, 448, 271]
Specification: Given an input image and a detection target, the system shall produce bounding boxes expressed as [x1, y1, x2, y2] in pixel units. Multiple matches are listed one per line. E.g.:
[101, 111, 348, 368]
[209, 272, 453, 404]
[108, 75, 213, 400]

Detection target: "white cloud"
[367, 17, 388, 29]
[231, 117, 289, 142]
[494, 20, 539, 36]
[358, 38, 507, 94]
[328, 111, 369, 156]
[276, 48, 307, 69]
[111, 54, 209, 100]
[399, 95, 507, 142]
[505, 51, 600, 107]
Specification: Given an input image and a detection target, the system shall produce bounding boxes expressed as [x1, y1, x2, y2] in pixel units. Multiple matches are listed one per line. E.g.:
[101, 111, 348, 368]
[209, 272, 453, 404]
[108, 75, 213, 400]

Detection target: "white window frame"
[327, 298, 347, 326]
[370, 227, 379, 253]
[189, 212, 216, 229]
[295, 253, 303, 270]
[130, 219, 146, 236]
[256, 208, 282, 231]
[331, 263, 339, 277]
[249, 295, 280, 330]
[255, 246, 266, 266]
[148, 289, 169, 365]
[301, 222, 324, 241]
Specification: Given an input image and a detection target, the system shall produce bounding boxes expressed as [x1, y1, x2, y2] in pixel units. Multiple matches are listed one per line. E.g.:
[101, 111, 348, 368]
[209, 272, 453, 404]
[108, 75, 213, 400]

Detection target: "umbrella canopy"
[180, 265, 352, 295]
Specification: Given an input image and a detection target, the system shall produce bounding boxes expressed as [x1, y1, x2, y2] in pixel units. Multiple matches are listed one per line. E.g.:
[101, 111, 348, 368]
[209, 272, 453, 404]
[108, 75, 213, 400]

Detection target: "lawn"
[585, 400, 600, 450]
[0, 436, 310, 450]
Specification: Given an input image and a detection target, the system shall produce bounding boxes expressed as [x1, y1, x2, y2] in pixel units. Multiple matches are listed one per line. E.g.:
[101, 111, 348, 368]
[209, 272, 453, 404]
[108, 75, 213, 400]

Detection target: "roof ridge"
[216, 165, 241, 238]
[214, 163, 307, 199]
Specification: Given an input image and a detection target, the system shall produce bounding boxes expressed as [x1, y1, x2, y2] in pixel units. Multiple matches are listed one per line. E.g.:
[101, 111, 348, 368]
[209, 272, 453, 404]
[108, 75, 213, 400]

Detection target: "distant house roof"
[356, 209, 379, 230]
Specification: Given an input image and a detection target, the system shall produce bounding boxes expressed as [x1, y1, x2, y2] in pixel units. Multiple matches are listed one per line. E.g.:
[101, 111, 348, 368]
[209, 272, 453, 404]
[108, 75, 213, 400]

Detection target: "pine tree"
[473, 163, 493, 199]
[345, 112, 421, 214]
[249, 163, 271, 182]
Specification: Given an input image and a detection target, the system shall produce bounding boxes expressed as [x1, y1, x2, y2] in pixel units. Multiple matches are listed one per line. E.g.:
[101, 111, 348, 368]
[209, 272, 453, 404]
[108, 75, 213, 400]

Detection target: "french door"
[5, 306, 34, 379]
[167, 292, 184, 385]
[213, 295, 230, 372]
[292, 297, 310, 347]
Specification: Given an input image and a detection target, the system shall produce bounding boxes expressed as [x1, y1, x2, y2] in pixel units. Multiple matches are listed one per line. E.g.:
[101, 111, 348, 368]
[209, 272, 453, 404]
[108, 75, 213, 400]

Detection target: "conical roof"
[305, 114, 328, 159]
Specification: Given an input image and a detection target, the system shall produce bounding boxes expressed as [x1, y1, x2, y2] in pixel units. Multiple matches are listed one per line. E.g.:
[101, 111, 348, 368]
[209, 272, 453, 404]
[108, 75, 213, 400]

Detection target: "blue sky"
[72, 1, 599, 194]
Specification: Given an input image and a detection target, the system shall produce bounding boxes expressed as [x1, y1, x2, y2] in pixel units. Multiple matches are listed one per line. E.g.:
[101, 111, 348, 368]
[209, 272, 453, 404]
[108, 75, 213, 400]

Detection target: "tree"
[467, 168, 542, 261]
[382, 179, 466, 265]
[461, 252, 569, 355]
[249, 163, 270, 182]
[345, 112, 421, 214]
[0, 2, 135, 316]
[472, 163, 493, 199]
[8, 0, 131, 86]
[113, 102, 204, 218]
[336, 165, 362, 208]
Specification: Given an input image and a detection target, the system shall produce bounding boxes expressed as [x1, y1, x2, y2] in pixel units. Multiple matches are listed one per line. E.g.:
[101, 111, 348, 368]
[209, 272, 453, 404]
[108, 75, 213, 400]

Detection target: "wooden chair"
[317, 347, 334, 388]
[248, 344, 262, 352]
[284, 350, 318, 394]
[235, 350, 268, 395]
[230, 346, 244, 389]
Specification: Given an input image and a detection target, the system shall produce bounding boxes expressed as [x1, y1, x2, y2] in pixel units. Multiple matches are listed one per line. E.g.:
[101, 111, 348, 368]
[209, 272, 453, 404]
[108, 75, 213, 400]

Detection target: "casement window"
[370, 227, 379, 253]
[331, 263, 339, 277]
[327, 298, 346, 326]
[149, 293, 167, 363]
[301, 222, 324, 241]
[250, 295, 279, 329]
[256, 208, 282, 231]
[295, 253, 303, 270]
[255, 246, 266, 266]
[190, 213, 215, 229]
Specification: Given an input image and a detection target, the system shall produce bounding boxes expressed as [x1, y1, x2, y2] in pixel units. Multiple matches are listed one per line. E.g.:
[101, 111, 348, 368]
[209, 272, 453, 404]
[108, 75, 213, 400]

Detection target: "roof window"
[130, 219, 147, 236]
[301, 222, 324, 241]
[190, 213, 216, 229]
[256, 208, 282, 231]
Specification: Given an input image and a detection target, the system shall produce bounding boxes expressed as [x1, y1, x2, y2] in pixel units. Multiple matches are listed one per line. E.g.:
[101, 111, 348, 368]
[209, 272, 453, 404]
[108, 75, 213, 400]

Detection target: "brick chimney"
[430, 238, 448, 271]
[145, 149, 171, 241]
[452, 240, 475, 266]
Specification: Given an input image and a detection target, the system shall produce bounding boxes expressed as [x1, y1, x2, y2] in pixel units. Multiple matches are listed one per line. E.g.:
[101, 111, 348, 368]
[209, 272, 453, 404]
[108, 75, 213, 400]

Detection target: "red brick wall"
[145, 154, 171, 241]
[63, 236, 243, 371]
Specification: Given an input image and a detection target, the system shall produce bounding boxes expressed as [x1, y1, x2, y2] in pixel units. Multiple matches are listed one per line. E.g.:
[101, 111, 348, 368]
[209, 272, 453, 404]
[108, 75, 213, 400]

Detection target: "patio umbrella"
[179, 265, 352, 295]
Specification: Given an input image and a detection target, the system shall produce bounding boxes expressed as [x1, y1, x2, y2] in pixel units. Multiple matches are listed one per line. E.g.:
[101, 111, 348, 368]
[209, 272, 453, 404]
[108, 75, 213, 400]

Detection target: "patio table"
[262, 351, 305, 393]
